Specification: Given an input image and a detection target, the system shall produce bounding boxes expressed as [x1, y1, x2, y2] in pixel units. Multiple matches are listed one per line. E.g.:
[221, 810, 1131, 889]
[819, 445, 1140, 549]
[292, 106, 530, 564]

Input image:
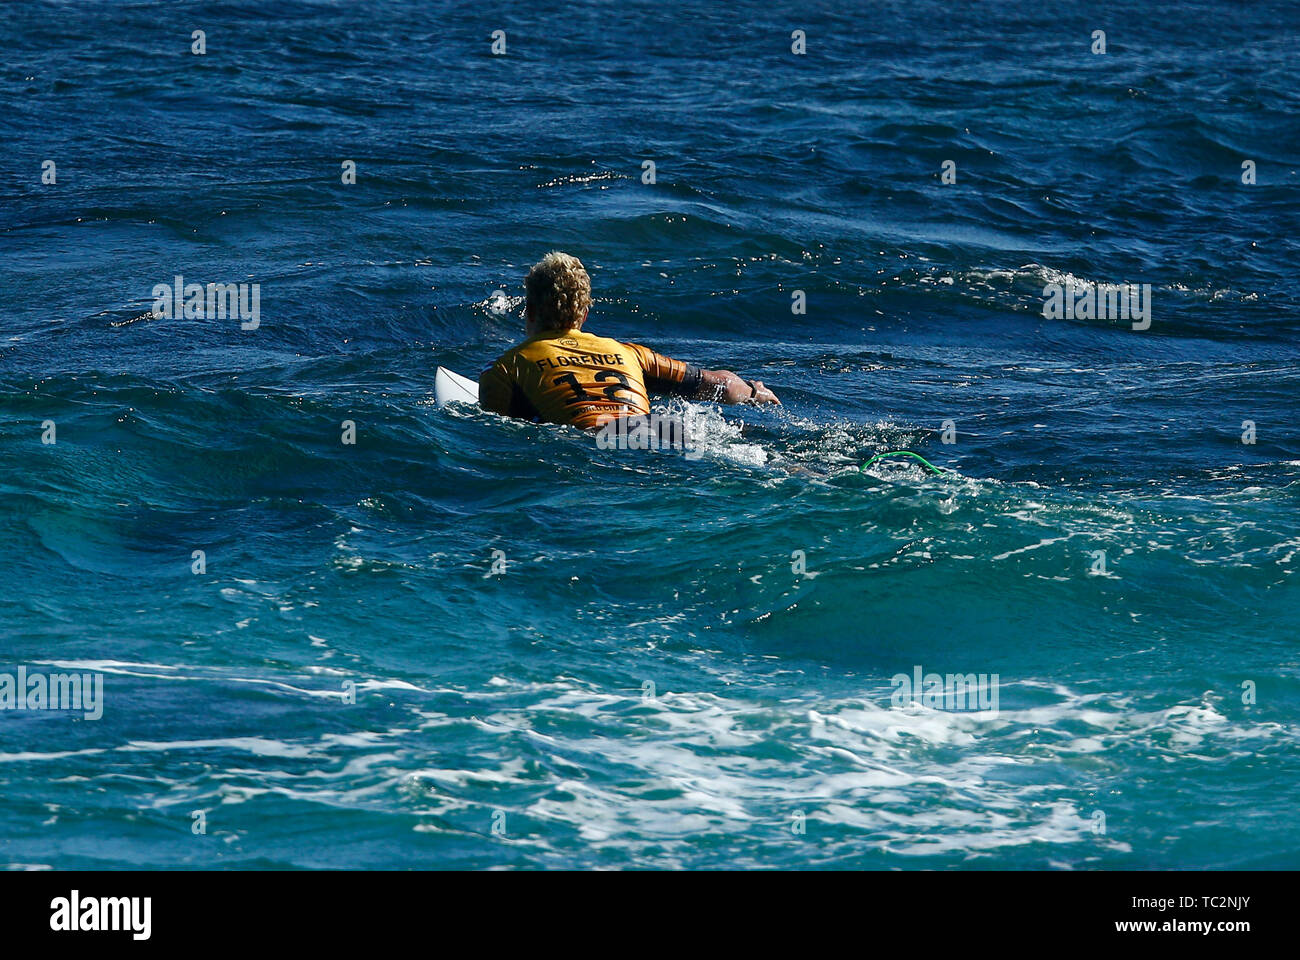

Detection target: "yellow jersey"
[479, 329, 702, 429]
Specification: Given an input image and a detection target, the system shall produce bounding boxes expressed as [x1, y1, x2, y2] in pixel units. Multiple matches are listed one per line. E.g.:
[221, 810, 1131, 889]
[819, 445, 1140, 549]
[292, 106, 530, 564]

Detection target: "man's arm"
[626, 343, 780, 405]
[696, 369, 780, 405]
[478, 363, 512, 416]
[479, 360, 542, 420]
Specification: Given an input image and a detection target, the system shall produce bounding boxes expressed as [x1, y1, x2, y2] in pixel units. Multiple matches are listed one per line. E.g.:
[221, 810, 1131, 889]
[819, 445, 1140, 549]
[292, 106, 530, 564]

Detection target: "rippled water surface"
[2, 0, 1298, 869]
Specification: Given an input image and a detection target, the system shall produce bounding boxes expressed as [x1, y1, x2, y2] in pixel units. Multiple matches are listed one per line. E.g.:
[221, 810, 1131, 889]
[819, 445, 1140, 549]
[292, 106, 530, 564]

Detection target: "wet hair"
[525, 251, 592, 330]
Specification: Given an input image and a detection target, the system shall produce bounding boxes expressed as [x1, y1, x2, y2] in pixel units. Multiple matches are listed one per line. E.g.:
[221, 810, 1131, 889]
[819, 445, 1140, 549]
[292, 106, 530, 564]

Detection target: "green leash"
[860, 451, 946, 475]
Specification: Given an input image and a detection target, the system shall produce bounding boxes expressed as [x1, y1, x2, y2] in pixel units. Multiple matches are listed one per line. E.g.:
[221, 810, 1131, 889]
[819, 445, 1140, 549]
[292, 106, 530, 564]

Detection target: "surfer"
[479, 252, 780, 432]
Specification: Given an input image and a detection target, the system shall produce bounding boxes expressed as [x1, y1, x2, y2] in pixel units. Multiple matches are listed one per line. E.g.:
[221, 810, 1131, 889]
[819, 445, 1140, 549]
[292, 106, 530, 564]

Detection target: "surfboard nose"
[435, 367, 480, 407]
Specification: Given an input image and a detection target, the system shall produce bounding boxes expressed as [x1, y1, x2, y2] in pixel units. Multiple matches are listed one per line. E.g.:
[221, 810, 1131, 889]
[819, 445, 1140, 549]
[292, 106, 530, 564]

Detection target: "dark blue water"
[2, 0, 1298, 869]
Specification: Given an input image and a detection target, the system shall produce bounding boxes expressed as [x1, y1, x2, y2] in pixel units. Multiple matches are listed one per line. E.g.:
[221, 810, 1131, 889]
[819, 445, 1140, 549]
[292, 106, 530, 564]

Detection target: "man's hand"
[703, 369, 781, 405]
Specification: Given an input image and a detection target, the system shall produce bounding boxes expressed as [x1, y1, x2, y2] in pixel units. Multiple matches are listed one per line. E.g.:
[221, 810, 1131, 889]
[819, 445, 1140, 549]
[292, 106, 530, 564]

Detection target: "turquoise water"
[2, 0, 1298, 869]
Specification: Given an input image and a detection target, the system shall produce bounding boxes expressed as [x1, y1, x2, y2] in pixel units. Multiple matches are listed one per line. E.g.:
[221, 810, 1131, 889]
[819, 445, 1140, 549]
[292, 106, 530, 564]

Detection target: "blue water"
[2, 0, 1298, 869]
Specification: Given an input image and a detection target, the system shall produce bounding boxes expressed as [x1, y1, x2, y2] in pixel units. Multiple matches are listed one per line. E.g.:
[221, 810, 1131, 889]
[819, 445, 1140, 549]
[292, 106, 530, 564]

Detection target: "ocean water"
[2, 0, 1298, 870]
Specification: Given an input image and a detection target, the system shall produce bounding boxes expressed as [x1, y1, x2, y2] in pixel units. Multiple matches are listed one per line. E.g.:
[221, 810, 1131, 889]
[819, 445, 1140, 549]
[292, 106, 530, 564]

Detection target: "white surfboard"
[435, 366, 480, 407]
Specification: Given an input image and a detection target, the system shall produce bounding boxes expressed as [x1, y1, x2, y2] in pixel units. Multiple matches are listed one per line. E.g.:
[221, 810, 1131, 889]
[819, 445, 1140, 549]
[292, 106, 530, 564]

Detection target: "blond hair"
[525, 251, 592, 330]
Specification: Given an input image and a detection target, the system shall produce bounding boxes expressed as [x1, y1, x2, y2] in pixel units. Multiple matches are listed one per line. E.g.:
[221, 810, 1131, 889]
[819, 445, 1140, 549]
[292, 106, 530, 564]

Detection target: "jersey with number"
[478, 329, 702, 429]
